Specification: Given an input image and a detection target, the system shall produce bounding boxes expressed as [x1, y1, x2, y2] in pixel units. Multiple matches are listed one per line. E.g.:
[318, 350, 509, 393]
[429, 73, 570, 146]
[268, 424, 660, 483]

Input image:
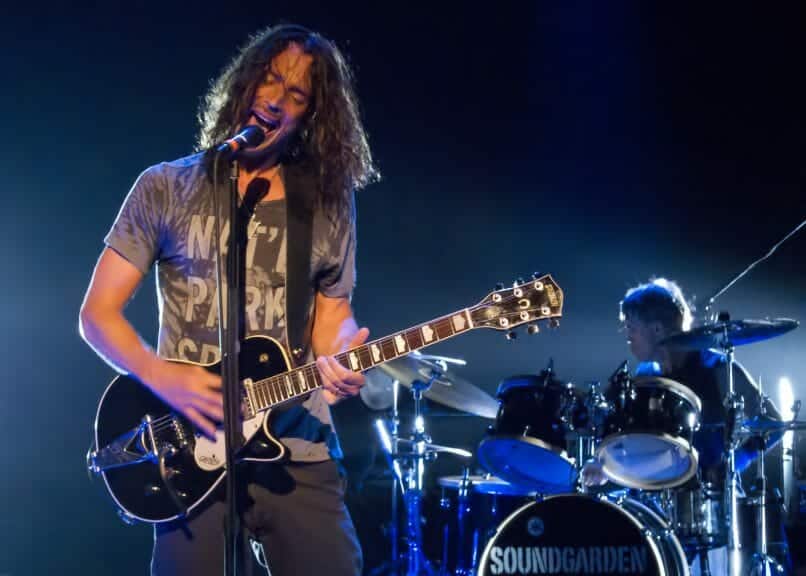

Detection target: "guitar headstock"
[470, 273, 563, 336]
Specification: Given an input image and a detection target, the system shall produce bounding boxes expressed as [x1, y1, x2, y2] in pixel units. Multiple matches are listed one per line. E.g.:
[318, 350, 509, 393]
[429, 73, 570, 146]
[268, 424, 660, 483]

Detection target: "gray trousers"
[151, 460, 362, 576]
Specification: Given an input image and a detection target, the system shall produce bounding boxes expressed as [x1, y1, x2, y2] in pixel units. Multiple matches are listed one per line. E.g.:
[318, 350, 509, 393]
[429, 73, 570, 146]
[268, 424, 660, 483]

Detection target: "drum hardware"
[662, 312, 800, 576]
[436, 473, 536, 576]
[597, 372, 702, 491]
[477, 364, 583, 493]
[372, 362, 474, 576]
[569, 381, 610, 492]
[744, 379, 786, 575]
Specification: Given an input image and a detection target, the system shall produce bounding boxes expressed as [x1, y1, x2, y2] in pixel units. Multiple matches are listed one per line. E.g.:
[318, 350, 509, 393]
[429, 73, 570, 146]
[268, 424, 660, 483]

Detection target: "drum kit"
[365, 317, 803, 576]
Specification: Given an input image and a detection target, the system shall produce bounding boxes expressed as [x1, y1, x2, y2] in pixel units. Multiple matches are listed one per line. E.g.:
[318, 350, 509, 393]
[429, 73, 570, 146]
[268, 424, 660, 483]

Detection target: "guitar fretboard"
[244, 309, 475, 413]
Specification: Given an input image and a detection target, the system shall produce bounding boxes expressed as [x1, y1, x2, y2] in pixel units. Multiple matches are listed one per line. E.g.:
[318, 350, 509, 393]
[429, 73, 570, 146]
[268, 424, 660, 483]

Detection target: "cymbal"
[660, 318, 798, 350]
[741, 414, 806, 436]
[438, 474, 537, 496]
[395, 438, 473, 458]
[362, 351, 499, 419]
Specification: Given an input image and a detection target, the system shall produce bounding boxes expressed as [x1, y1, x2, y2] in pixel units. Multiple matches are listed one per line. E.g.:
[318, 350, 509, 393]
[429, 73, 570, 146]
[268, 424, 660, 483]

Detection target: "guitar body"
[94, 336, 291, 523]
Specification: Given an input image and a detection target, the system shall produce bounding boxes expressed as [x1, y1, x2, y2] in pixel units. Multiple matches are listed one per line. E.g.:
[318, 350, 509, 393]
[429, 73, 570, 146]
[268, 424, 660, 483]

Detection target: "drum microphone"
[609, 360, 630, 382]
[215, 125, 265, 156]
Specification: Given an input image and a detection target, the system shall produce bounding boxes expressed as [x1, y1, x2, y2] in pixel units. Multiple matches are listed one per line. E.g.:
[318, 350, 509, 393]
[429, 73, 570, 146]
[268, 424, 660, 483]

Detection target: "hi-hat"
[660, 318, 798, 350]
[361, 351, 498, 419]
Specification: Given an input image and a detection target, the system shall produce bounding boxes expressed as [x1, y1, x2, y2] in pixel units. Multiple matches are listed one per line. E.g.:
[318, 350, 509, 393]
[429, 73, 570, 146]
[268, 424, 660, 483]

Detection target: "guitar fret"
[381, 338, 397, 360]
[435, 318, 455, 339]
[274, 378, 285, 402]
[256, 383, 267, 409]
[406, 328, 424, 350]
[357, 346, 373, 369]
[311, 367, 324, 389]
[305, 366, 319, 391]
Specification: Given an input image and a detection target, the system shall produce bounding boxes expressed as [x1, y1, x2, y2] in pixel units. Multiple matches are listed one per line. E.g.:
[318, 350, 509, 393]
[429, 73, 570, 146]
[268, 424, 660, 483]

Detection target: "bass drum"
[478, 494, 689, 576]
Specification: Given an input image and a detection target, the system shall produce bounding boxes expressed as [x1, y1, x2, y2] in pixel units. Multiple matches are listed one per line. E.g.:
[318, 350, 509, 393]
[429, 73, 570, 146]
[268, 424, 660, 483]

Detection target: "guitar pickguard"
[193, 413, 265, 471]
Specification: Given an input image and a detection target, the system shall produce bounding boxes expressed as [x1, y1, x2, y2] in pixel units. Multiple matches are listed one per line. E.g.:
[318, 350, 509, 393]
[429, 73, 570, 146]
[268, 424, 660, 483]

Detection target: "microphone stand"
[213, 155, 246, 576]
[703, 218, 805, 321]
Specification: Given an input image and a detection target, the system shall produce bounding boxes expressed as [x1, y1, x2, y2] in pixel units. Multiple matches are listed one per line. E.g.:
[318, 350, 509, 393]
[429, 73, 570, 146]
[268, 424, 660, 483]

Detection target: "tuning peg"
[495, 282, 505, 290]
[532, 271, 543, 280]
[506, 330, 517, 340]
[527, 324, 540, 335]
[550, 319, 560, 329]
[516, 277, 525, 285]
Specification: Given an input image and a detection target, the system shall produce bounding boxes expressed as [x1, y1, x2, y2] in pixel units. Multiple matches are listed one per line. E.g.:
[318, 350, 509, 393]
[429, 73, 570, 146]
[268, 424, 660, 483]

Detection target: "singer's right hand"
[146, 361, 223, 440]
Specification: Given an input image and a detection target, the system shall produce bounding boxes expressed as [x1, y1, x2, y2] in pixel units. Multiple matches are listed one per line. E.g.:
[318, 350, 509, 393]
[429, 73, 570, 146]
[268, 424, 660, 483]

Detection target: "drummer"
[584, 278, 785, 572]
[620, 278, 782, 476]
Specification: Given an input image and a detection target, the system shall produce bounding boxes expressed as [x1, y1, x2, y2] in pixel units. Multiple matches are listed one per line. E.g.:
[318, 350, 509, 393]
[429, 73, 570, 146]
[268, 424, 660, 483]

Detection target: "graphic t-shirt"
[105, 153, 356, 461]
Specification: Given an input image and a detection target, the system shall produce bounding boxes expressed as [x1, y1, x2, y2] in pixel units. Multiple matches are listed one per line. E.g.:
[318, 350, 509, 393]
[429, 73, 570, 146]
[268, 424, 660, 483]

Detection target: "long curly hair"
[197, 24, 379, 215]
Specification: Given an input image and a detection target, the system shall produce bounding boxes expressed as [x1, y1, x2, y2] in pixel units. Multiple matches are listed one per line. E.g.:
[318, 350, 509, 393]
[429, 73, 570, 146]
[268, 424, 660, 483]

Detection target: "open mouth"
[251, 111, 281, 136]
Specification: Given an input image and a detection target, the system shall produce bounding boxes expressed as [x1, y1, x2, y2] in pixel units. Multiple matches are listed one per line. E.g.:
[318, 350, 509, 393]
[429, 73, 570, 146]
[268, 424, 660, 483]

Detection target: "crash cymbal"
[660, 318, 798, 350]
[368, 351, 499, 419]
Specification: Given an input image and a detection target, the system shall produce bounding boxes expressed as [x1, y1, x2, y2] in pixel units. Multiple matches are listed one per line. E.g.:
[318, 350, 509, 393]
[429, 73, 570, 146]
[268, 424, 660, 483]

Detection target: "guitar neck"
[245, 308, 476, 414]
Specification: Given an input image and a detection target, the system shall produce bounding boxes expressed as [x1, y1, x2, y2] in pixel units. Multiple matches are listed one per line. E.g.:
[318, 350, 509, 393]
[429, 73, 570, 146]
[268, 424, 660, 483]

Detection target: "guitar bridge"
[88, 414, 185, 473]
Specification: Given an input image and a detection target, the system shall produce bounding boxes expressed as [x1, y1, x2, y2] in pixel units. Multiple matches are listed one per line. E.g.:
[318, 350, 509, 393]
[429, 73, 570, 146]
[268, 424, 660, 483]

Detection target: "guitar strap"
[283, 162, 316, 366]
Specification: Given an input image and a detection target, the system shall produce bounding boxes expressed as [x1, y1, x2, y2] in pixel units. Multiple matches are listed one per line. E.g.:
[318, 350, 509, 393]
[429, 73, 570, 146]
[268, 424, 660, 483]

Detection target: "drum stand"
[722, 334, 745, 576]
[719, 323, 785, 576]
[747, 384, 786, 575]
[372, 371, 472, 576]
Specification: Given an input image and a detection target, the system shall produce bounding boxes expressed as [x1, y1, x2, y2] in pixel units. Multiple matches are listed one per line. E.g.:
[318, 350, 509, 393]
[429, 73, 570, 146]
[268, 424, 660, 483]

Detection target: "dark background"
[1, 1, 803, 574]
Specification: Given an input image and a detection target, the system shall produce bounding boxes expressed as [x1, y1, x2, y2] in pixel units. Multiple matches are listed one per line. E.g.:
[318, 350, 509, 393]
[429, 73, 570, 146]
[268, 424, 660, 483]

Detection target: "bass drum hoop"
[477, 494, 690, 576]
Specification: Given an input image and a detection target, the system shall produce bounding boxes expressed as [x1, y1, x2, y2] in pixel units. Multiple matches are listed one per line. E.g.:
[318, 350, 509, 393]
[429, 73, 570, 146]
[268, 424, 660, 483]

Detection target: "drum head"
[597, 433, 698, 490]
[478, 495, 687, 576]
[478, 436, 577, 493]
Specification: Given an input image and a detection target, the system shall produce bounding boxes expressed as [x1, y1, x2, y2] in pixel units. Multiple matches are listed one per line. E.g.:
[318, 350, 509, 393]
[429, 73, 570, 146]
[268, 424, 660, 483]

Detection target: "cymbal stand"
[721, 322, 745, 576]
[400, 376, 437, 576]
[747, 382, 785, 575]
[373, 368, 472, 576]
[371, 378, 404, 576]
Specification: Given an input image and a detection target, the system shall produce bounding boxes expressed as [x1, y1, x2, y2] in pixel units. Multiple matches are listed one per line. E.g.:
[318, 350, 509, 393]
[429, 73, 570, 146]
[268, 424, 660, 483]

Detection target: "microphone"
[215, 125, 265, 156]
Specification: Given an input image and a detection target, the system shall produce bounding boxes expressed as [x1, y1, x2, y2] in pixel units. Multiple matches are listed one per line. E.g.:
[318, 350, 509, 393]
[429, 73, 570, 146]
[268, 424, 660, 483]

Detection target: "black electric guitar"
[89, 275, 563, 523]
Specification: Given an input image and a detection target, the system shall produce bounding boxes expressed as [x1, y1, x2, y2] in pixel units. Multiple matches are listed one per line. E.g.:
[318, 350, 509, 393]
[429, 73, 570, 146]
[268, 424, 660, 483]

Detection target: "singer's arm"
[79, 247, 223, 439]
[311, 292, 369, 405]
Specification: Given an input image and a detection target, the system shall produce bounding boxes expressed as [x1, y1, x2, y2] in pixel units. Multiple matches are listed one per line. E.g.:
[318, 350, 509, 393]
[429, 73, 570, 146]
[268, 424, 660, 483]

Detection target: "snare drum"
[478, 493, 690, 575]
[661, 483, 726, 550]
[478, 374, 580, 492]
[598, 376, 702, 490]
[437, 475, 535, 576]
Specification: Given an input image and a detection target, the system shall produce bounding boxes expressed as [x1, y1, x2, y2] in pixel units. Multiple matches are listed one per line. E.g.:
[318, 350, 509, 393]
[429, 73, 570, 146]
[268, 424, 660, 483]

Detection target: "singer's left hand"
[318, 327, 370, 405]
